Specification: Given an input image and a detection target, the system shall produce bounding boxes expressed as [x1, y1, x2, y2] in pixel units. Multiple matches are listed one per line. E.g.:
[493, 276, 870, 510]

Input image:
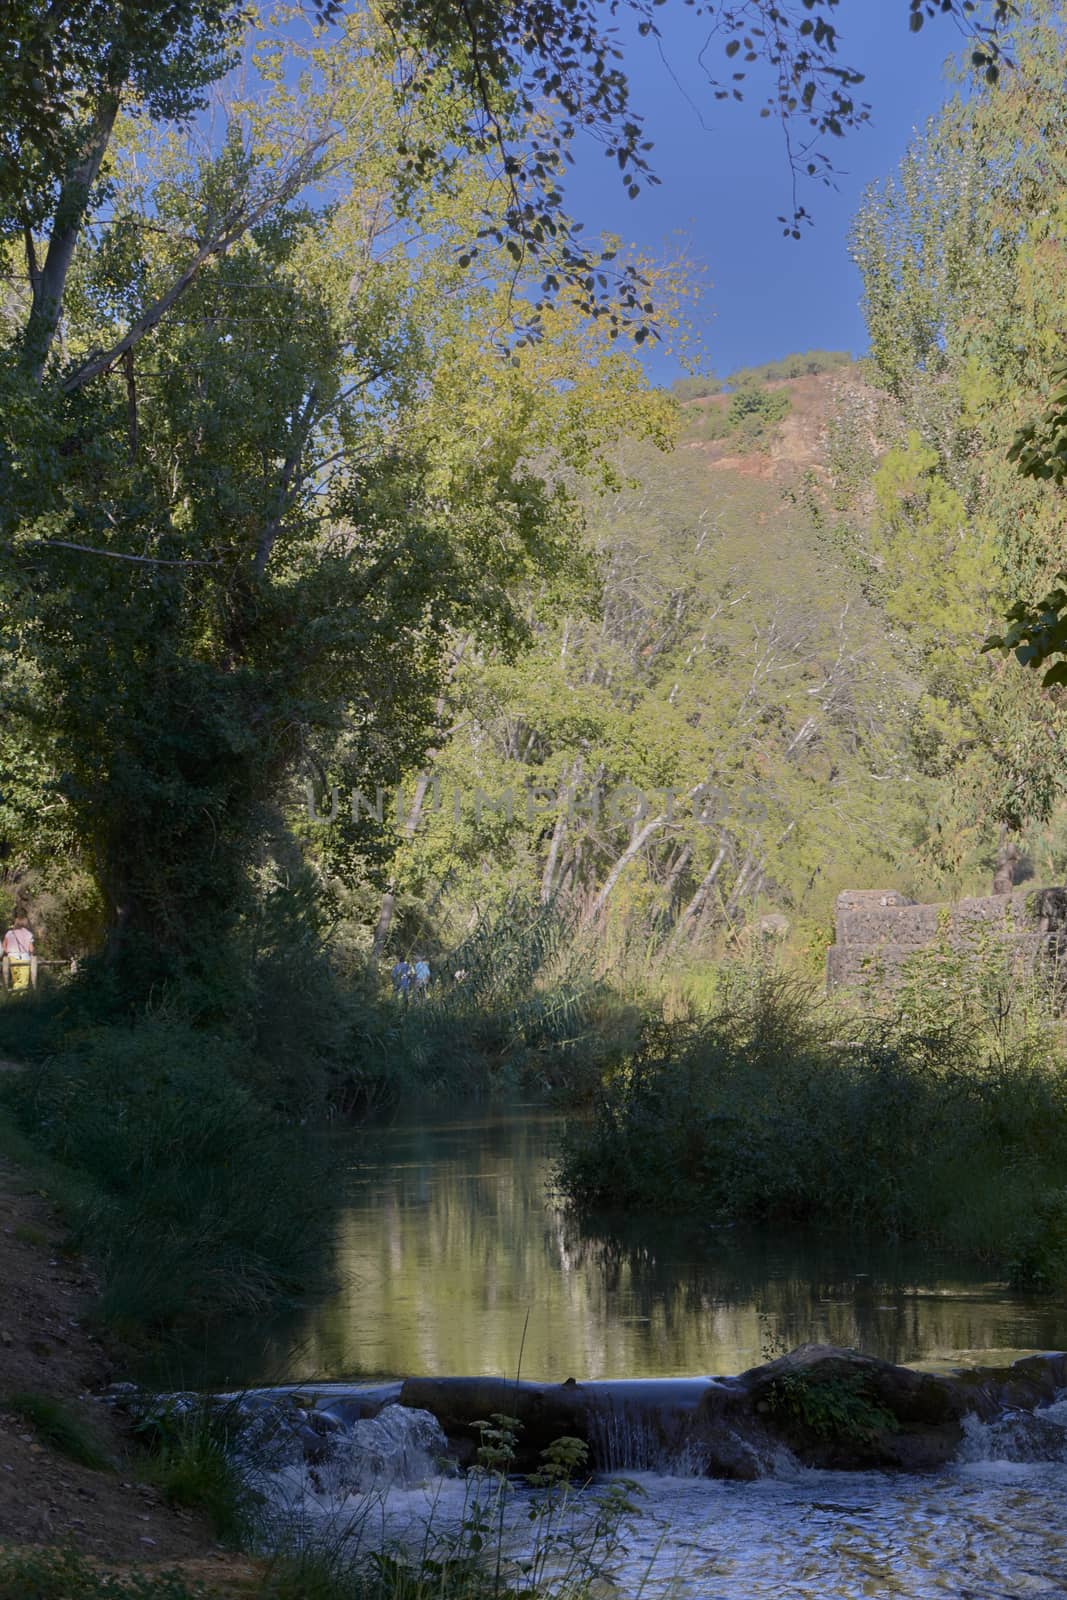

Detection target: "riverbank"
[0, 1150, 244, 1568]
[5, 1111, 1067, 1600]
[558, 962, 1067, 1288]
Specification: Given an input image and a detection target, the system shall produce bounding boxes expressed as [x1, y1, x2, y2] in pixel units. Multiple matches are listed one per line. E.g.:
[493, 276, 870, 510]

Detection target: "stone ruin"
[825, 886, 1067, 989]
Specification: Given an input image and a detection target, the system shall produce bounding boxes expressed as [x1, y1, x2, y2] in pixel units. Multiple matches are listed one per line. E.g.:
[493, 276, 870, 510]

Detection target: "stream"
[181, 1104, 1067, 1596]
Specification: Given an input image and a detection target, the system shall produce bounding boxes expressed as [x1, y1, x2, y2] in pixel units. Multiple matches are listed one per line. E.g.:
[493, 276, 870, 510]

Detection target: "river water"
[201, 1105, 1067, 1596]
[202, 1102, 1067, 1388]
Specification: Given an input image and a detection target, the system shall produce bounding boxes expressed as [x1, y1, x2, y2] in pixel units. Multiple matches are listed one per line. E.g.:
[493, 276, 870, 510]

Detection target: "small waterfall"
[320, 1405, 452, 1493]
[120, 1375, 1067, 1598]
[585, 1397, 769, 1477]
[587, 1401, 686, 1473]
[958, 1401, 1067, 1465]
[236, 1398, 451, 1491]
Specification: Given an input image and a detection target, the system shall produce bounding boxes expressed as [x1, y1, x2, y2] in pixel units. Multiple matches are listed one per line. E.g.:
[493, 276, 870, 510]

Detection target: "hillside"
[678, 364, 876, 482]
[355, 357, 928, 968]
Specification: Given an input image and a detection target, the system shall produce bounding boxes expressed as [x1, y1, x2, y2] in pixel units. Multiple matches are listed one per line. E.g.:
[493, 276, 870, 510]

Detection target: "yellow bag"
[9, 960, 30, 993]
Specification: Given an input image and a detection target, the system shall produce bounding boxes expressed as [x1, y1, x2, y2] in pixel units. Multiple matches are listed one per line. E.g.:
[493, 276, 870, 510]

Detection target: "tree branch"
[61, 135, 333, 395]
[18, 539, 219, 567]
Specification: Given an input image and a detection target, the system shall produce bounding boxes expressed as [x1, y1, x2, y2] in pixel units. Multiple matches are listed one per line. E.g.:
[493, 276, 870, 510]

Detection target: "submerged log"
[397, 1345, 1067, 1477]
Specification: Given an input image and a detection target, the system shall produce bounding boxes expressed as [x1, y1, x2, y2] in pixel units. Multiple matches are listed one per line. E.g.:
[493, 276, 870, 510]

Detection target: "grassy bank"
[0, 1007, 336, 1340]
[0, 1413, 629, 1600]
[0, 902, 627, 1343]
[557, 953, 1067, 1290]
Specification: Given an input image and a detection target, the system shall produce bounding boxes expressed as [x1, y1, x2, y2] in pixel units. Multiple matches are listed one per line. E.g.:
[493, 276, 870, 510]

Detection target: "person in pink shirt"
[2, 913, 37, 990]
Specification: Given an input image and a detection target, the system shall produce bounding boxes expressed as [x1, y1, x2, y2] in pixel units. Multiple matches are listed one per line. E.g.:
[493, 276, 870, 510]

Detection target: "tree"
[376, 411, 921, 959]
[986, 364, 1067, 686]
[846, 10, 1067, 866]
[0, 15, 679, 986]
[0, 0, 1022, 982]
[2, 0, 1017, 389]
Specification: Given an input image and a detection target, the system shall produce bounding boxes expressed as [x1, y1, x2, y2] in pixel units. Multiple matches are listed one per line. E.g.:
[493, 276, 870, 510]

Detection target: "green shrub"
[670, 374, 722, 401]
[1008, 1187, 1067, 1290]
[765, 1372, 898, 1442]
[726, 381, 791, 435]
[3, 1391, 115, 1470]
[558, 958, 1067, 1281]
[1, 1019, 334, 1334]
[729, 349, 851, 384]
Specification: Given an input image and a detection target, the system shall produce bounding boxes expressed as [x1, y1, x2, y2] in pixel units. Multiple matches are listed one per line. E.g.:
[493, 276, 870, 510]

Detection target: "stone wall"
[825, 886, 1067, 989]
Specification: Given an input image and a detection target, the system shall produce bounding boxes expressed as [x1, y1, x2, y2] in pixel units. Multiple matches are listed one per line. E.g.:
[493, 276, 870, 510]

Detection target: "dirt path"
[0, 1153, 225, 1565]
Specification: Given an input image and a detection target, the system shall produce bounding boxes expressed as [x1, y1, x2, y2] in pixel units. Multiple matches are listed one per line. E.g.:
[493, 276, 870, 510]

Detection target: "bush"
[557, 958, 1067, 1280]
[765, 1372, 898, 1442]
[726, 381, 791, 439]
[1008, 1187, 1067, 1291]
[1, 1019, 334, 1334]
[670, 373, 722, 401]
[137, 1401, 258, 1545]
[729, 349, 851, 384]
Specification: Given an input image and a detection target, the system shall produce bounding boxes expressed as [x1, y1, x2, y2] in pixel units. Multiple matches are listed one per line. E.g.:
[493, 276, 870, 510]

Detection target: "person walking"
[2, 912, 37, 991]
[391, 957, 413, 1000]
[413, 955, 430, 998]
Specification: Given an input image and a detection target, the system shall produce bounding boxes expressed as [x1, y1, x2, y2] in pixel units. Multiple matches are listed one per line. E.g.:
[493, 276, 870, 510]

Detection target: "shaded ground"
[0, 1148, 226, 1565]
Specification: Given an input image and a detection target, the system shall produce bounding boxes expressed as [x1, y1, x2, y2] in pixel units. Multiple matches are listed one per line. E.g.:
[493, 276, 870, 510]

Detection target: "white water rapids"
[227, 1387, 1067, 1598]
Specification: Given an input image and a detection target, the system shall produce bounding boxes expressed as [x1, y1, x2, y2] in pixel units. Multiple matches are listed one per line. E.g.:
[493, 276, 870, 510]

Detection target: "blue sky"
[562, 4, 966, 383]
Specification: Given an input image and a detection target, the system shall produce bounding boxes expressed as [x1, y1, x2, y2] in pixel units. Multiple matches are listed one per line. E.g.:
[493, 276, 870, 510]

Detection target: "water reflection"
[194, 1104, 1067, 1387]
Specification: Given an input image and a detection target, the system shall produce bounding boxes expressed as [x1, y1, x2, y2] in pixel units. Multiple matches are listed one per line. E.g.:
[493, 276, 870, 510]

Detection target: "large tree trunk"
[371, 770, 435, 959]
[24, 89, 121, 382]
[993, 824, 1020, 895]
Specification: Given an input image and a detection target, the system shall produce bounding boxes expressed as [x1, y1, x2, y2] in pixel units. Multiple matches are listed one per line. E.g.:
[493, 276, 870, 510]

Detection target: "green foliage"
[3, 1391, 115, 1470]
[765, 1372, 898, 1442]
[363, 425, 921, 969]
[0, 1549, 217, 1600]
[369, 901, 621, 1100]
[847, 11, 1067, 848]
[1, 14, 674, 999]
[675, 373, 792, 449]
[139, 1401, 257, 1544]
[1008, 1188, 1067, 1293]
[985, 571, 1067, 689]
[1008, 360, 1067, 486]
[0, 1018, 334, 1334]
[558, 953, 1067, 1281]
[0, 1, 243, 231]
[526, 1435, 590, 1490]
[729, 350, 851, 384]
[726, 379, 791, 441]
[671, 374, 721, 400]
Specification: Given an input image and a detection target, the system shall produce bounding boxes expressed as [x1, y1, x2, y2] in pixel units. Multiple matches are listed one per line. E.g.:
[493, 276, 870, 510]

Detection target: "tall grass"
[558, 948, 1067, 1286]
[3, 1391, 115, 1470]
[0, 1018, 335, 1336]
[345, 901, 637, 1111]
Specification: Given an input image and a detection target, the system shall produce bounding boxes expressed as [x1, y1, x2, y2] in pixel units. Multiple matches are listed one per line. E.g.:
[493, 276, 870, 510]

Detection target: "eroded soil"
[0, 1147, 224, 1565]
